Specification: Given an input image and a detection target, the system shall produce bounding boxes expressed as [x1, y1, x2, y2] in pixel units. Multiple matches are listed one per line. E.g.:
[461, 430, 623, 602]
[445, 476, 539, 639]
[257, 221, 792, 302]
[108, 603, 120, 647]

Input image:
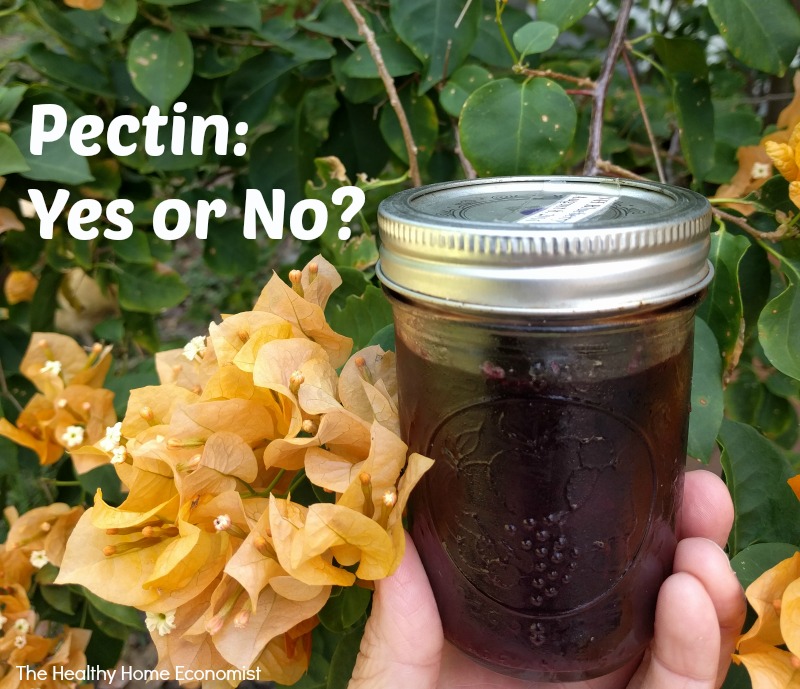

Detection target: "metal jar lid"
[376, 176, 713, 316]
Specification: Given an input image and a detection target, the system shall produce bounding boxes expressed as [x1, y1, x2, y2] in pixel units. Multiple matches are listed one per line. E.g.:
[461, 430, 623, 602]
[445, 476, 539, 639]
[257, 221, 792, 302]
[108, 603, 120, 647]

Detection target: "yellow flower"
[3, 271, 38, 305]
[734, 552, 800, 687]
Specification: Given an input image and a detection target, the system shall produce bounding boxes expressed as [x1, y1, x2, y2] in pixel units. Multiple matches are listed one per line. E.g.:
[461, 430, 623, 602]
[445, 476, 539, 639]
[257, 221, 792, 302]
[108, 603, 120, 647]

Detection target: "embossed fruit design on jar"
[376, 177, 712, 682]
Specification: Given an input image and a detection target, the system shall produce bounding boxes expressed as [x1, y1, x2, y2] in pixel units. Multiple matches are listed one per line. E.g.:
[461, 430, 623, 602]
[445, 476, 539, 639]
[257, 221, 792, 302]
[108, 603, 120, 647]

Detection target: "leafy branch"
[341, 0, 422, 187]
[584, 0, 635, 176]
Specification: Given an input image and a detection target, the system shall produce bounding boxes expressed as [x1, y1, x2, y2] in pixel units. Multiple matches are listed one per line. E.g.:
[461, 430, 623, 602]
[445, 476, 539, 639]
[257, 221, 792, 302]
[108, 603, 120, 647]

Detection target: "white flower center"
[60, 425, 84, 449]
[98, 422, 123, 452]
[213, 514, 232, 532]
[29, 550, 48, 569]
[145, 610, 177, 636]
[182, 336, 207, 361]
[39, 360, 62, 376]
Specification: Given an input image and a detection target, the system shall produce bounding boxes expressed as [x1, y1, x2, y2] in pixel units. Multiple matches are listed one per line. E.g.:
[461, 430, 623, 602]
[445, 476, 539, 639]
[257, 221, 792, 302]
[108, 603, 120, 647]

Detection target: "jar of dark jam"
[376, 177, 712, 682]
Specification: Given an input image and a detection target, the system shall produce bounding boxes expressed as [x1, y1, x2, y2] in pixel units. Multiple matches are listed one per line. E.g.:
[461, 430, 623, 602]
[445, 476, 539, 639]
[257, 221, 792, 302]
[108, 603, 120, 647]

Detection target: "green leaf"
[127, 29, 193, 110]
[726, 366, 799, 449]
[204, 220, 258, 277]
[112, 232, 151, 264]
[82, 588, 145, 630]
[744, 175, 796, 216]
[537, 0, 598, 30]
[258, 21, 336, 62]
[249, 122, 315, 212]
[0, 0, 24, 16]
[0, 85, 26, 121]
[379, 90, 438, 167]
[171, 0, 261, 30]
[27, 44, 112, 96]
[367, 323, 396, 352]
[326, 624, 366, 689]
[105, 357, 158, 417]
[0, 132, 29, 175]
[696, 228, 750, 372]
[116, 263, 189, 314]
[730, 542, 800, 590]
[470, 0, 530, 67]
[298, 1, 372, 41]
[325, 235, 379, 272]
[390, 0, 482, 93]
[30, 267, 61, 331]
[653, 37, 708, 79]
[758, 255, 800, 381]
[323, 100, 391, 177]
[440, 65, 494, 117]
[512, 21, 559, 60]
[687, 318, 723, 463]
[672, 73, 715, 180]
[460, 78, 576, 176]
[708, 0, 800, 76]
[83, 623, 124, 669]
[342, 35, 421, 79]
[318, 585, 371, 633]
[327, 285, 393, 352]
[102, 0, 137, 24]
[324, 267, 369, 312]
[11, 125, 93, 184]
[224, 52, 299, 127]
[79, 464, 126, 505]
[40, 583, 76, 615]
[718, 418, 800, 556]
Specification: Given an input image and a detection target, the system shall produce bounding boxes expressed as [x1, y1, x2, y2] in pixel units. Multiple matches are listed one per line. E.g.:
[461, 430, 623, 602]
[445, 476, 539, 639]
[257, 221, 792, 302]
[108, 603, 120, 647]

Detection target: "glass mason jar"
[376, 177, 713, 682]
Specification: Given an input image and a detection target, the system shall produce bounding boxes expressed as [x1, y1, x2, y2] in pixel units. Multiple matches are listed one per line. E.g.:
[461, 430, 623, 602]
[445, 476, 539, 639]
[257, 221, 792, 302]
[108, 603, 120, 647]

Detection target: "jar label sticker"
[516, 194, 616, 225]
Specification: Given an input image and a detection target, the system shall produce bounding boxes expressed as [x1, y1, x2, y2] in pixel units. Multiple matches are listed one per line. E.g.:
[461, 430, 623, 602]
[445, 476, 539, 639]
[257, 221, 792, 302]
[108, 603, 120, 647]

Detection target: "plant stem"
[712, 207, 795, 241]
[597, 159, 649, 180]
[341, 0, 421, 187]
[514, 66, 596, 89]
[453, 122, 477, 179]
[495, 0, 518, 65]
[622, 48, 665, 183]
[264, 468, 286, 496]
[584, 0, 635, 175]
[0, 361, 22, 413]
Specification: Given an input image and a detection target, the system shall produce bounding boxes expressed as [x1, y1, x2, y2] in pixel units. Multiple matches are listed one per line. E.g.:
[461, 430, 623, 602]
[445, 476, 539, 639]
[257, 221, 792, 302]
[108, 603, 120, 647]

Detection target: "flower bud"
[289, 370, 305, 395]
[359, 472, 374, 519]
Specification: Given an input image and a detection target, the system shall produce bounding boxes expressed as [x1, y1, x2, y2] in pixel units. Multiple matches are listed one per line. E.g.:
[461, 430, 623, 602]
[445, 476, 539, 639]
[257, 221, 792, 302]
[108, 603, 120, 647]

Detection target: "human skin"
[349, 470, 745, 689]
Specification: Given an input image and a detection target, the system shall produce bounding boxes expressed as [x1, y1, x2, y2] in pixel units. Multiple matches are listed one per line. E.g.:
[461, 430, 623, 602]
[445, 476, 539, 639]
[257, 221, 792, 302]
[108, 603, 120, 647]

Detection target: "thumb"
[348, 533, 443, 689]
[628, 571, 720, 689]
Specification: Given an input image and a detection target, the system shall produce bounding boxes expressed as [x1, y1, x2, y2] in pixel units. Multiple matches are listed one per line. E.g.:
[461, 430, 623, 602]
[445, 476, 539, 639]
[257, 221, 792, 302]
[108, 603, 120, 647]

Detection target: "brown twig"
[711, 207, 795, 241]
[596, 159, 649, 180]
[621, 48, 665, 183]
[453, 123, 477, 179]
[341, 0, 421, 187]
[584, 0, 635, 176]
[514, 66, 596, 89]
[628, 141, 686, 165]
[0, 360, 22, 414]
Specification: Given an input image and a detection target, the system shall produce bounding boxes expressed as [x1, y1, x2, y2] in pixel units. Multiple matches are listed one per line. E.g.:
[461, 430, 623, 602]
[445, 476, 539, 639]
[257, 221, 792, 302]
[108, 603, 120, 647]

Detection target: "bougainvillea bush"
[0, 0, 800, 687]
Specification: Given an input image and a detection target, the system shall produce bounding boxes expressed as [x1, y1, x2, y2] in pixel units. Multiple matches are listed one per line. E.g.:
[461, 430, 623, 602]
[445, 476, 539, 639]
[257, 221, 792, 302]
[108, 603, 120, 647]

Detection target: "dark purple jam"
[397, 324, 692, 681]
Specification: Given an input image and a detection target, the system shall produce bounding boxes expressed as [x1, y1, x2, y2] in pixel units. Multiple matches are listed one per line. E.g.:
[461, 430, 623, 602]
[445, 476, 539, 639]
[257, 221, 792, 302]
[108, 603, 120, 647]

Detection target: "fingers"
[679, 470, 734, 548]
[348, 533, 443, 689]
[633, 571, 721, 689]
[673, 538, 746, 687]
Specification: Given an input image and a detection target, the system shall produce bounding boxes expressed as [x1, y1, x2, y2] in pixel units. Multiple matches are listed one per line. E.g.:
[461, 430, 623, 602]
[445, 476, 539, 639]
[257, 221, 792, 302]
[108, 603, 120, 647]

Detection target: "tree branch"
[622, 48, 665, 183]
[711, 207, 795, 242]
[0, 360, 22, 414]
[596, 159, 649, 180]
[341, 0, 422, 187]
[514, 66, 596, 89]
[583, 0, 635, 176]
[453, 122, 477, 179]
